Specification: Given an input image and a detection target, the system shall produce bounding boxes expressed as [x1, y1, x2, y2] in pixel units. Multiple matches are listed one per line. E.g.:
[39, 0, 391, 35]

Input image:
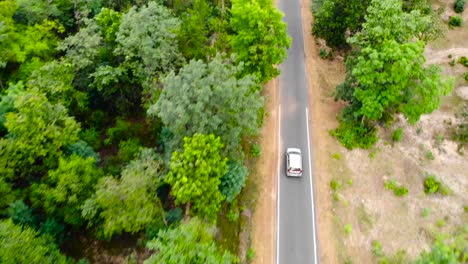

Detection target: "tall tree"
[115, 1, 183, 88]
[165, 134, 227, 220]
[312, 0, 371, 49]
[31, 155, 101, 227]
[230, 0, 291, 83]
[0, 89, 80, 174]
[144, 218, 238, 264]
[0, 219, 70, 264]
[82, 149, 165, 239]
[332, 0, 453, 149]
[148, 54, 263, 157]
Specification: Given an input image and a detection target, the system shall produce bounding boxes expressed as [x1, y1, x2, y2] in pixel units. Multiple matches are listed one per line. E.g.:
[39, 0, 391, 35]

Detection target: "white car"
[286, 148, 303, 177]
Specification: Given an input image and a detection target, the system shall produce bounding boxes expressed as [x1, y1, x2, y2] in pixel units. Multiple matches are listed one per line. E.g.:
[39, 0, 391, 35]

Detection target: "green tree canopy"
[312, 0, 371, 49]
[115, 1, 183, 88]
[230, 0, 291, 82]
[31, 155, 102, 227]
[166, 134, 228, 221]
[0, 89, 80, 174]
[82, 149, 165, 239]
[0, 219, 70, 264]
[148, 54, 263, 157]
[144, 218, 238, 264]
[220, 160, 249, 202]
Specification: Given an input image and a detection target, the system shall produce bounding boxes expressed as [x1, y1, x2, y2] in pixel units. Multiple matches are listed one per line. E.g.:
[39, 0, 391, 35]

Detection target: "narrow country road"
[277, 0, 318, 263]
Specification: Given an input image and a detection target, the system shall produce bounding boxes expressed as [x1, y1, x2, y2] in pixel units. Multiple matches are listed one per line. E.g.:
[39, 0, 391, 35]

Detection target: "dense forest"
[0, 0, 290, 263]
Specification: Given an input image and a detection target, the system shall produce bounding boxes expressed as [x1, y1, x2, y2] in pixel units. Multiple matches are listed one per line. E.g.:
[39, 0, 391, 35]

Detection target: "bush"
[384, 180, 408, 197]
[330, 121, 378, 149]
[251, 142, 261, 157]
[319, 48, 327, 59]
[424, 175, 441, 194]
[459, 56, 468, 67]
[452, 104, 467, 152]
[454, 0, 465, 13]
[330, 179, 342, 191]
[371, 240, 383, 257]
[449, 16, 463, 27]
[392, 128, 403, 142]
[464, 72, 468, 81]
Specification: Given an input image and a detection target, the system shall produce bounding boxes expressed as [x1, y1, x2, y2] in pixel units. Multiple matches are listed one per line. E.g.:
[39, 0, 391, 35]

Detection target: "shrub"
[452, 104, 467, 152]
[392, 128, 403, 142]
[424, 175, 441, 194]
[251, 142, 261, 157]
[384, 180, 409, 197]
[436, 219, 445, 228]
[426, 150, 435, 160]
[464, 72, 468, 81]
[371, 240, 383, 257]
[449, 59, 456, 66]
[330, 121, 378, 149]
[449, 16, 463, 27]
[319, 48, 327, 59]
[454, 0, 465, 13]
[331, 153, 341, 160]
[330, 179, 342, 191]
[247, 248, 255, 262]
[459, 56, 468, 67]
[344, 224, 352, 235]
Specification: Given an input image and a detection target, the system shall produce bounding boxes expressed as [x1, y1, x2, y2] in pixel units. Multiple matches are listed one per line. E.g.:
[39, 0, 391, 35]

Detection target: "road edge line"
[276, 104, 281, 264]
[306, 107, 318, 264]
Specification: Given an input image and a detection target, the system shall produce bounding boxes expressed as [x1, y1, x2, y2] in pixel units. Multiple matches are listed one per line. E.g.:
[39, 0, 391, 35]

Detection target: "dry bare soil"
[252, 0, 468, 263]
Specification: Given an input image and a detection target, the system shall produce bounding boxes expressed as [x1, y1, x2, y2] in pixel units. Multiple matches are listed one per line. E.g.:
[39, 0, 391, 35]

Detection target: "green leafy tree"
[82, 149, 165, 239]
[177, 0, 214, 60]
[144, 218, 238, 264]
[230, 0, 291, 82]
[148, 55, 263, 157]
[312, 0, 371, 49]
[0, 90, 80, 173]
[220, 160, 248, 202]
[414, 241, 465, 263]
[31, 155, 101, 227]
[7, 200, 35, 227]
[0, 219, 70, 264]
[166, 134, 228, 220]
[115, 2, 182, 88]
[332, 0, 453, 149]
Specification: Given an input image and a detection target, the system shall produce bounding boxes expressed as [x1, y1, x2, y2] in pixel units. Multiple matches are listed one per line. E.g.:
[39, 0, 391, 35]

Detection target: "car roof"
[288, 150, 302, 169]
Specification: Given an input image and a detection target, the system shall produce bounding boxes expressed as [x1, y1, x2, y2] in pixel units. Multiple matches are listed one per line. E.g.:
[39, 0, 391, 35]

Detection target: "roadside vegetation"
[311, 0, 467, 263]
[0, 0, 290, 263]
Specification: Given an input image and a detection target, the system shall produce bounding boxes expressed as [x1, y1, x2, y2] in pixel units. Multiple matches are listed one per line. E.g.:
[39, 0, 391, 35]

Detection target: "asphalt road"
[277, 0, 318, 263]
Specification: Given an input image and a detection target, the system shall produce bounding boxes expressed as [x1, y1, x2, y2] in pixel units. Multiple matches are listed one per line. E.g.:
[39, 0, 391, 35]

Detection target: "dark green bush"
[459, 56, 468, 67]
[392, 128, 403, 142]
[251, 142, 261, 157]
[7, 200, 36, 227]
[449, 16, 463, 27]
[319, 48, 327, 59]
[330, 121, 378, 149]
[424, 175, 440, 194]
[454, 0, 465, 13]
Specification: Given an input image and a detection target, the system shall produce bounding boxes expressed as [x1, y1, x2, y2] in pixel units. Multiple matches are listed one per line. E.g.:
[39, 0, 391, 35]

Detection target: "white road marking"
[306, 107, 318, 264]
[276, 104, 281, 264]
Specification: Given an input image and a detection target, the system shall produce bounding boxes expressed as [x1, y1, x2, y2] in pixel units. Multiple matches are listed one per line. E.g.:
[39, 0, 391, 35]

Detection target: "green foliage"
[7, 200, 36, 227]
[449, 15, 463, 27]
[0, 177, 14, 210]
[371, 240, 383, 257]
[1, 90, 80, 172]
[115, 2, 182, 88]
[422, 208, 431, 218]
[319, 49, 327, 59]
[425, 150, 435, 160]
[31, 155, 101, 227]
[384, 179, 408, 197]
[414, 240, 463, 263]
[459, 56, 468, 67]
[39, 218, 65, 245]
[220, 160, 249, 202]
[251, 142, 261, 157]
[424, 175, 440, 194]
[230, 0, 291, 82]
[0, 219, 70, 264]
[144, 218, 238, 264]
[454, 0, 465, 13]
[247, 248, 255, 262]
[392, 128, 403, 142]
[166, 134, 228, 220]
[165, 207, 183, 226]
[330, 179, 342, 191]
[0, 82, 24, 128]
[344, 224, 352, 235]
[312, 0, 371, 49]
[149, 55, 264, 157]
[330, 120, 378, 149]
[104, 118, 143, 145]
[177, 0, 215, 60]
[65, 141, 100, 162]
[95, 8, 121, 43]
[82, 149, 165, 239]
[117, 138, 142, 163]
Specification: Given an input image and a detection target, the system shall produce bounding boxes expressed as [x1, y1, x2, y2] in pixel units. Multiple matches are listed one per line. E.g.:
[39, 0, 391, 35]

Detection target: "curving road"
[277, 0, 319, 263]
